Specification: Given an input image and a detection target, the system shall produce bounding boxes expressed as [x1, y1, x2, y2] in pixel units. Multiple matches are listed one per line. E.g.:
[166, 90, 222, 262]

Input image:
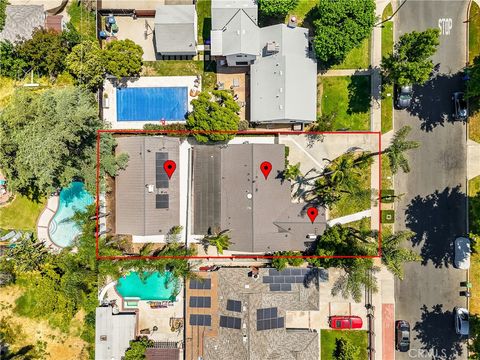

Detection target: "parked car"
[396, 85, 413, 109]
[454, 237, 471, 269]
[329, 316, 363, 329]
[395, 320, 410, 352]
[453, 92, 468, 120]
[454, 307, 469, 335]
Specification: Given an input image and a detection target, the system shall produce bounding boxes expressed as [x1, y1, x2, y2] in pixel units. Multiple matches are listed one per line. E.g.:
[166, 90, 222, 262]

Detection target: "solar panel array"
[263, 268, 329, 291]
[269, 283, 292, 292]
[226, 299, 242, 312]
[220, 316, 241, 329]
[189, 296, 211, 308]
[155, 152, 169, 188]
[256, 308, 284, 331]
[155, 194, 169, 209]
[189, 314, 211, 326]
[189, 278, 211, 289]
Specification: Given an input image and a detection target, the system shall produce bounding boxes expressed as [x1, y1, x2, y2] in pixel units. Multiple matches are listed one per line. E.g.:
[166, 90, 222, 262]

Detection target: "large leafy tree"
[103, 39, 143, 79]
[0, 40, 28, 79]
[333, 337, 360, 360]
[381, 28, 440, 85]
[313, 0, 375, 66]
[467, 56, 480, 99]
[0, 87, 109, 195]
[0, 0, 7, 32]
[66, 40, 105, 90]
[258, 0, 298, 17]
[16, 28, 69, 77]
[186, 90, 240, 143]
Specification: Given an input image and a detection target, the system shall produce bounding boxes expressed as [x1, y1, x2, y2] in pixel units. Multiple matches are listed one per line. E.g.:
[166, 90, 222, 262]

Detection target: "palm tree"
[201, 229, 233, 254]
[331, 259, 380, 302]
[380, 231, 421, 279]
[385, 125, 420, 174]
[283, 162, 301, 181]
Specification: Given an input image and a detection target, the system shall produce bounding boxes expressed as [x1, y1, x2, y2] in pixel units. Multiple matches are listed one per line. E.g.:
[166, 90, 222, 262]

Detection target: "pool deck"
[103, 76, 200, 130]
[36, 195, 62, 252]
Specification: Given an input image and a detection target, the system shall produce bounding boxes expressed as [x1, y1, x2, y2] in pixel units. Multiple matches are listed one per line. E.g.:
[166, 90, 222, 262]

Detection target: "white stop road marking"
[438, 18, 453, 35]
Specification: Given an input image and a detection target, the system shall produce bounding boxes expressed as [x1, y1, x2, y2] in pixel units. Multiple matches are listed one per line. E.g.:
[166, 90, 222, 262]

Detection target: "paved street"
[393, 1, 469, 359]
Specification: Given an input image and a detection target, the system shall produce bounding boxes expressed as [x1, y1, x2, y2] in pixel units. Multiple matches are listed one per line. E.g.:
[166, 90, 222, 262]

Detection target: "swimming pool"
[116, 87, 188, 121]
[115, 271, 178, 301]
[48, 182, 94, 248]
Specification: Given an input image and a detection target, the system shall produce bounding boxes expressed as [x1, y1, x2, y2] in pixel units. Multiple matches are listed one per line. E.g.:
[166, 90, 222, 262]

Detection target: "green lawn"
[321, 330, 368, 360]
[197, 0, 211, 44]
[381, 154, 393, 190]
[469, 176, 480, 315]
[382, 22, 394, 59]
[285, 0, 317, 27]
[331, 37, 371, 70]
[0, 195, 45, 231]
[67, 2, 96, 40]
[143, 60, 217, 91]
[469, 1, 480, 63]
[381, 5, 394, 134]
[319, 76, 371, 130]
[344, 217, 371, 231]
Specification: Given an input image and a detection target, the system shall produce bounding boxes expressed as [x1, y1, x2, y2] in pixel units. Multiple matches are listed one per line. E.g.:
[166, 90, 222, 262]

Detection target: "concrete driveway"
[393, 1, 469, 359]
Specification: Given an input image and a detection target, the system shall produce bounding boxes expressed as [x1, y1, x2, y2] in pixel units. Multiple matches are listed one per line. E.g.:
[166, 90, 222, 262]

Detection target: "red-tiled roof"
[145, 348, 180, 360]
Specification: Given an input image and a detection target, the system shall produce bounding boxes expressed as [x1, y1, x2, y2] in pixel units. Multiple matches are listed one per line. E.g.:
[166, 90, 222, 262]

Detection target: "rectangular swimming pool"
[116, 87, 188, 121]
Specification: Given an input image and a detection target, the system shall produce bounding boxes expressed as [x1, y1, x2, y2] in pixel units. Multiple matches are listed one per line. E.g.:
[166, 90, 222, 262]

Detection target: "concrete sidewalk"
[467, 139, 480, 179]
[327, 209, 371, 226]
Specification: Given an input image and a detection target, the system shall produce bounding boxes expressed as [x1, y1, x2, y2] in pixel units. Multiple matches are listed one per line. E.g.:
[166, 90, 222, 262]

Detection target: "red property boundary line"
[95, 129, 382, 260]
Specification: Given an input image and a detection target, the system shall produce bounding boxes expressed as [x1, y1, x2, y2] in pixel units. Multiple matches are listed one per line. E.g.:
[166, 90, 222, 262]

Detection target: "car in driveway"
[329, 316, 363, 329]
[454, 307, 469, 335]
[395, 85, 413, 109]
[454, 237, 471, 269]
[395, 320, 410, 352]
[453, 92, 468, 120]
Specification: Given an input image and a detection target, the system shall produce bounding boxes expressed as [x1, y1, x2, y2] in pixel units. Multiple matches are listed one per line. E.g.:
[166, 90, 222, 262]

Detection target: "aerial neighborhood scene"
[0, 0, 480, 359]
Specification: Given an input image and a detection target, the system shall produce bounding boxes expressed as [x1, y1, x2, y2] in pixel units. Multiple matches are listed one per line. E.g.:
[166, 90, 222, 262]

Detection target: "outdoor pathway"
[467, 139, 480, 179]
[327, 209, 371, 226]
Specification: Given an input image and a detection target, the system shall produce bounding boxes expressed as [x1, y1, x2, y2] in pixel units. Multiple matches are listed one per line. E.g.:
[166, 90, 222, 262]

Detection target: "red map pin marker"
[163, 160, 176, 179]
[260, 161, 272, 179]
[307, 207, 318, 223]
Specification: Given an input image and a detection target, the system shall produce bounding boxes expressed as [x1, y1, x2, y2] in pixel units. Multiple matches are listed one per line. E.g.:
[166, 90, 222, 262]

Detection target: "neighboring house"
[185, 268, 324, 360]
[0, 5, 45, 43]
[210, 0, 259, 66]
[115, 136, 181, 242]
[95, 306, 137, 360]
[250, 24, 317, 124]
[192, 143, 326, 253]
[154, 5, 197, 56]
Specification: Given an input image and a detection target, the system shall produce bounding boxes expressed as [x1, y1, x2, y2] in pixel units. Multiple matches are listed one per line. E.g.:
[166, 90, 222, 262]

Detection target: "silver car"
[453, 92, 468, 120]
[454, 307, 469, 336]
[454, 237, 471, 270]
[396, 85, 413, 109]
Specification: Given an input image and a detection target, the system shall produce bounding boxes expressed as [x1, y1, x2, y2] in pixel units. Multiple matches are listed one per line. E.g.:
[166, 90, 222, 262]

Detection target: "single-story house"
[0, 5, 45, 43]
[154, 5, 197, 56]
[210, 0, 259, 66]
[250, 24, 317, 124]
[95, 306, 137, 360]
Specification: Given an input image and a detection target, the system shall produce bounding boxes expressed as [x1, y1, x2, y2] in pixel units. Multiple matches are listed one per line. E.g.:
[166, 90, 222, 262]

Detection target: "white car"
[454, 237, 471, 269]
[454, 307, 469, 336]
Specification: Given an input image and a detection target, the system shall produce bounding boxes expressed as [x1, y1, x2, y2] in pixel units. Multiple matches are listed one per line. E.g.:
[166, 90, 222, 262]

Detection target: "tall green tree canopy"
[381, 28, 440, 85]
[333, 337, 360, 360]
[0, 40, 28, 79]
[66, 40, 106, 90]
[467, 56, 480, 99]
[16, 28, 69, 77]
[313, 0, 375, 66]
[258, 0, 298, 17]
[186, 90, 240, 143]
[103, 39, 144, 79]
[0, 0, 7, 32]
[0, 87, 104, 195]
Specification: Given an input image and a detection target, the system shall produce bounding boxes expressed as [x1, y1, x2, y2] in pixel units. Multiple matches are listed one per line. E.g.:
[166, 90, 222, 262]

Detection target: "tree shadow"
[413, 304, 464, 359]
[347, 76, 371, 115]
[404, 186, 467, 267]
[202, 17, 211, 44]
[407, 70, 466, 132]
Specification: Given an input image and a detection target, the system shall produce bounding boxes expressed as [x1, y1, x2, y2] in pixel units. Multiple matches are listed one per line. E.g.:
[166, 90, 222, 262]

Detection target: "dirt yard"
[0, 285, 89, 359]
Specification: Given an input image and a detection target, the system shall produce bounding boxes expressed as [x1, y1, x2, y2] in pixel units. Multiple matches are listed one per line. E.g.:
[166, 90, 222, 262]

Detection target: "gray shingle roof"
[250, 24, 317, 124]
[0, 5, 45, 43]
[154, 5, 197, 55]
[115, 136, 180, 237]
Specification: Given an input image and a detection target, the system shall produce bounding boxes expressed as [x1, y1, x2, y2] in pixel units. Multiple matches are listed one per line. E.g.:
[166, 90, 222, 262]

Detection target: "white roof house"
[95, 307, 137, 360]
[250, 24, 317, 124]
[154, 5, 197, 56]
[210, 0, 259, 66]
[0, 5, 45, 43]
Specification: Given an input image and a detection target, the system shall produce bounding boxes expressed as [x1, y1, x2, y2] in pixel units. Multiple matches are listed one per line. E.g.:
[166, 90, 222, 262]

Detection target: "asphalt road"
[393, 1, 469, 359]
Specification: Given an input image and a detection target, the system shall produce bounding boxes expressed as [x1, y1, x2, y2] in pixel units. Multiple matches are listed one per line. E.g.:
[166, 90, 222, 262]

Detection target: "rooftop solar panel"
[270, 284, 281, 291]
[280, 284, 292, 291]
[190, 314, 211, 326]
[155, 152, 169, 189]
[226, 299, 242, 312]
[155, 194, 169, 209]
[189, 278, 211, 289]
[189, 296, 211, 308]
[219, 316, 241, 330]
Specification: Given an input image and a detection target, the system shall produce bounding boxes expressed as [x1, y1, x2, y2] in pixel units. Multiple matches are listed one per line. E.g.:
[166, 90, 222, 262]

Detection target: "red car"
[329, 316, 363, 329]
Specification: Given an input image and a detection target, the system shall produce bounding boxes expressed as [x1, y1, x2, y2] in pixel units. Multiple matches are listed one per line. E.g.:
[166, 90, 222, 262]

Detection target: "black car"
[395, 85, 413, 109]
[395, 320, 410, 352]
[453, 92, 468, 120]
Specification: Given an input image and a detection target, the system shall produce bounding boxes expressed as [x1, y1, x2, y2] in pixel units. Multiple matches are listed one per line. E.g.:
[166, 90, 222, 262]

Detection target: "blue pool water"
[48, 182, 94, 248]
[116, 271, 178, 301]
[116, 87, 188, 121]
